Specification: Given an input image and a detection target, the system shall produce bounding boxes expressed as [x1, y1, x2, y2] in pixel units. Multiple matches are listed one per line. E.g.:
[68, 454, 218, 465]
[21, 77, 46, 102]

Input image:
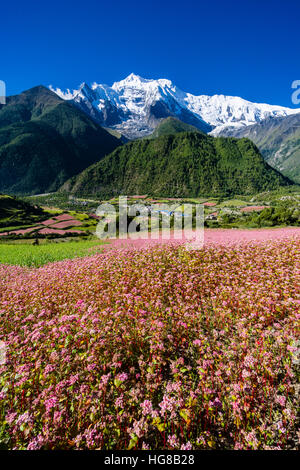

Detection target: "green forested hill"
[149, 117, 203, 139]
[0, 86, 121, 195]
[61, 132, 292, 198]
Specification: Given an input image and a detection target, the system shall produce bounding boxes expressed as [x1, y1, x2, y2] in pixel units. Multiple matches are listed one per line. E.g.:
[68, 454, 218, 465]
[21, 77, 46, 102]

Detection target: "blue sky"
[0, 0, 299, 107]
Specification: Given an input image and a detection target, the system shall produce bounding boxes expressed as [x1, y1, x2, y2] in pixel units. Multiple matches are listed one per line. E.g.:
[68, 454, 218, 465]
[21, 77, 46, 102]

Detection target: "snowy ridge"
[50, 74, 300, 139]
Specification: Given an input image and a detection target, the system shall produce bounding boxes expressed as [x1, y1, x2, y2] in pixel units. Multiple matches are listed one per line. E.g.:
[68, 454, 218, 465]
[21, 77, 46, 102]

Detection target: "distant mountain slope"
[149, 117, 203, 139]
[0, 194, 46, 228]
[61, 132, 292, 198]
[0, 86, 121, 195]
[103, 127, 129, 143]
[51, 73, 300, 139]
[219, 113, 300, 183]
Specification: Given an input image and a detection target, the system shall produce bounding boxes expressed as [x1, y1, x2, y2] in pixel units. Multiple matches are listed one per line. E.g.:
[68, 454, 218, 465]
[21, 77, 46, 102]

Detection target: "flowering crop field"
[0, 236, 299, 450]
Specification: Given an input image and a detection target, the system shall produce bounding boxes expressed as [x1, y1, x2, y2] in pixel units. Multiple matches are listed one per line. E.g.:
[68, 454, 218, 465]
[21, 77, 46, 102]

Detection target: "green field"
[0, 239, 106, 267]
[219, 198, 249, 207]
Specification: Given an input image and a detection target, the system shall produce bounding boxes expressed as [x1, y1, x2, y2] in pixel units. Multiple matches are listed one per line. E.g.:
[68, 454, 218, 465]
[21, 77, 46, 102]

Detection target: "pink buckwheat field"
[0, 230, 299, 450]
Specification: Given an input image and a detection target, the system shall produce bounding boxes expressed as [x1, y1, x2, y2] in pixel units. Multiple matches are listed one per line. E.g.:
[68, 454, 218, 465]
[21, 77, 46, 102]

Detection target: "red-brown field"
[50, 220, 83, 229]
[240, 206, 267, 213]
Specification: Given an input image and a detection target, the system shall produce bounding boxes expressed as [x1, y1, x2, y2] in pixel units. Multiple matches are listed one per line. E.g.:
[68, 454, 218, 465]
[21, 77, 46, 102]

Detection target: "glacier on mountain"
[50, 74, 300, 139]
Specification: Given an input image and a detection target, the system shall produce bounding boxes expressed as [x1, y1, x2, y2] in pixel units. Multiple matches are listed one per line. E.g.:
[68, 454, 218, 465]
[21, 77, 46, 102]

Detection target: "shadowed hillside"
[0, 86, 121, 195]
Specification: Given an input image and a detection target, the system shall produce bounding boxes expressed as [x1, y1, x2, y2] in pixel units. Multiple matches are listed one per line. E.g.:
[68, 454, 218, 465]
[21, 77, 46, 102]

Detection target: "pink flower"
[181, 442, 192, 450]
[6, 412, 17, 425]
[242, 369, 251, 378]
[168, 434, 179, 448]
[275, 395, 286, 407]
[140, 400, 153, 416]
[116, 372, 128, 382]
[44, 397, 58, 412]
[69, 374, 79, 385]
[27, 435, 45, 450]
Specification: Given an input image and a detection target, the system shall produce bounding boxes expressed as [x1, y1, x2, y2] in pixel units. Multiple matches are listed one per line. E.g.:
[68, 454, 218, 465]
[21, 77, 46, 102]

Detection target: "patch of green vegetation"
[184, 198, 215, 204]
[0, 224, 38, 233]
[219, 199, 249, 207]
[246, 206, 300, 227]
[0, 239, 106, 267]
[68, 211, 90, 221]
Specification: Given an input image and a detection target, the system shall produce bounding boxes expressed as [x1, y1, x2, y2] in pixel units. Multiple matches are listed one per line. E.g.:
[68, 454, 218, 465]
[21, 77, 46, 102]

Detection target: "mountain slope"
[218, 113, 300, 183]
[61, 132, 292, 198]
[51, 74, 300, 139]
[0, 194, 46, 228]
[149, 117, 203, 139]
[0, 86, 121, 195]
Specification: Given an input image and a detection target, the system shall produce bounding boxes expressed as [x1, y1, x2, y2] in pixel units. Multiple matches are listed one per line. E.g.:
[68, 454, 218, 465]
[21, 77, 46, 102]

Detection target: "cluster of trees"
[247, 206, 299, 227]
[212, 205, 300, 228]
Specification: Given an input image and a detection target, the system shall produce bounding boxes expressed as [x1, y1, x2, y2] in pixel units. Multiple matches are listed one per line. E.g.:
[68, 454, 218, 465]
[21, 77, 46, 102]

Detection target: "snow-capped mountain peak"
[49, 85, 76, 101]
[113, 72, 148, 87]
[50, 75, 300, 139]
[111, 73, 174, 90]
